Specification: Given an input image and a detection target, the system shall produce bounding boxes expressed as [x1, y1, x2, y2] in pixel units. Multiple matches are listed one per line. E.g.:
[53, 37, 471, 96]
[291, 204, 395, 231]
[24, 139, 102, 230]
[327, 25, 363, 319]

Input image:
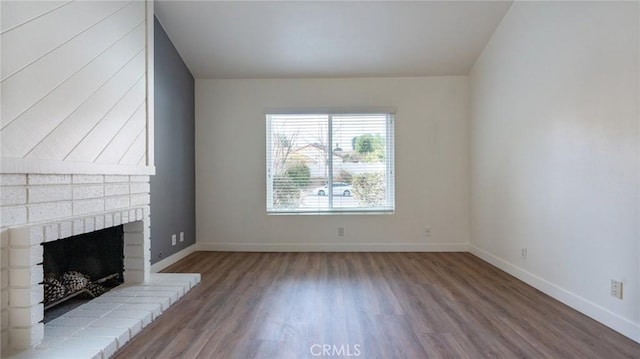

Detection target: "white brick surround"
[0, 174, 152, 352]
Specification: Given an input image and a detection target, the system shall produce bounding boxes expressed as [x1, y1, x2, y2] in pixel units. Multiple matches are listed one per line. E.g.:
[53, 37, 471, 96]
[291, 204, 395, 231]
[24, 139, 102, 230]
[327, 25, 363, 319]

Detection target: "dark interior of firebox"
[42, 225, 124, 323]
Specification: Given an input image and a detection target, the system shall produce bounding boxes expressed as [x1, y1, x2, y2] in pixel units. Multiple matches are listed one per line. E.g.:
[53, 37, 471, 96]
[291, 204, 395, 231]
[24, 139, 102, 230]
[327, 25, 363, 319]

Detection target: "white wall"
[196, 77, 469, 251]
[470, 1, 639, 341]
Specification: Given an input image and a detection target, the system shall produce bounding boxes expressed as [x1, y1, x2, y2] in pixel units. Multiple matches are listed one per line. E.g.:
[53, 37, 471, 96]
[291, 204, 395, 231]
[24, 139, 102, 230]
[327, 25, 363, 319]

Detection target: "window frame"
[266, 111, 395, 215]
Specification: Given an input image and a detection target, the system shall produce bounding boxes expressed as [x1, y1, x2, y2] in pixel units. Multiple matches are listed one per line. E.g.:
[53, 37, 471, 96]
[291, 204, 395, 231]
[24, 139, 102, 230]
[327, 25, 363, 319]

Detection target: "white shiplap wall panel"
[0, 0, 153, 174]
[26, 50, 147, 161]
[0, 1, 71, 33]
[1, 24, 146, 157]
[96, 104, 146, 164]
[120, 129, 147, 165]
[0, 0, 144, 128]
[1, 1, 128, 81]
[65, 78, 146, 162]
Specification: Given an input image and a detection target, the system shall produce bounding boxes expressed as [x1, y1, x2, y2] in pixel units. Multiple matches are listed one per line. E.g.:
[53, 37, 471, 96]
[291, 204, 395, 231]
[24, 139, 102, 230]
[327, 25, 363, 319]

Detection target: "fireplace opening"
[42, 225, 125, 322]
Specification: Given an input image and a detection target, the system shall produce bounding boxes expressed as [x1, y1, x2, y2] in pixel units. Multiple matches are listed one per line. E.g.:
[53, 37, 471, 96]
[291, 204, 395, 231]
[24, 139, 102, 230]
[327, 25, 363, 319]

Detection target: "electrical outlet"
[171, 234, 177, 246]
[611, 280, 623, 299]
[521, 248, 527, 259]
[180, 232, 184, 242]
[338, 227, 344, 237]
[424, 226, 432, 238]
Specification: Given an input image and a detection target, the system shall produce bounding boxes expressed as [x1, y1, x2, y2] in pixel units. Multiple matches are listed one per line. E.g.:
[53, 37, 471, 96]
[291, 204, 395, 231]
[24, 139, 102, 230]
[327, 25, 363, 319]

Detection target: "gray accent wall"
[151, 17, 196, 264]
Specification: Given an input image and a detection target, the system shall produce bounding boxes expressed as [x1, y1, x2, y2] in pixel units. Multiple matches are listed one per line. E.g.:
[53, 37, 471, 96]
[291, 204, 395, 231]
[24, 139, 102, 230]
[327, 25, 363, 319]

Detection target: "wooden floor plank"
[113, 252, 640, 359]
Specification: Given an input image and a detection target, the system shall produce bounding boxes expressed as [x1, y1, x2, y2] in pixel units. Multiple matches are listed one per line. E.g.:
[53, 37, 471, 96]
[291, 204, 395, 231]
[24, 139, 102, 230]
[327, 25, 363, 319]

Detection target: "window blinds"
[266, 113, 394, 214]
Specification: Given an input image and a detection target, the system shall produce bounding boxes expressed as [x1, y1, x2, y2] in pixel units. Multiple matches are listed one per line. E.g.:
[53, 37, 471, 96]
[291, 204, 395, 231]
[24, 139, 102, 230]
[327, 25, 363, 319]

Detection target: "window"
[266, 112, 395, 214]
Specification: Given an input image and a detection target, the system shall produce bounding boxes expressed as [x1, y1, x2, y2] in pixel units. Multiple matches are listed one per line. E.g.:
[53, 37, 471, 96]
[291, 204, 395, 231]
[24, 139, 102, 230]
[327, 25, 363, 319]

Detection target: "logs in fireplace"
[44, 271, 111, 306]
[42, 225, 124, 322]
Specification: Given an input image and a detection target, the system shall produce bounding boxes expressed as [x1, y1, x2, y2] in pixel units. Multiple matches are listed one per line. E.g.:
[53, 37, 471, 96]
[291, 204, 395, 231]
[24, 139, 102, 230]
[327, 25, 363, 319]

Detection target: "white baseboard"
[469, 244, 640, 344]
[196, 242, 469, 252]
[150, 244, 197, 272]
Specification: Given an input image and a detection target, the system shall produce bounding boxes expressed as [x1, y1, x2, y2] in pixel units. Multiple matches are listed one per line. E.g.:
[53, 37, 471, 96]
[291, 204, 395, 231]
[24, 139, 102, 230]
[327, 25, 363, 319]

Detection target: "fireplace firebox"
[42, 225, 125, 322]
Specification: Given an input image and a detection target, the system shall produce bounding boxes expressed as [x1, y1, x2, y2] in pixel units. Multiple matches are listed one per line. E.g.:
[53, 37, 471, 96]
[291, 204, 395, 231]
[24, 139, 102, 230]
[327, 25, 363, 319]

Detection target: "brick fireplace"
[1, 174, 152, 349]
[7, 207, 149, 349]
[0, 2, 202, 357]
[1, 174, 200, 358]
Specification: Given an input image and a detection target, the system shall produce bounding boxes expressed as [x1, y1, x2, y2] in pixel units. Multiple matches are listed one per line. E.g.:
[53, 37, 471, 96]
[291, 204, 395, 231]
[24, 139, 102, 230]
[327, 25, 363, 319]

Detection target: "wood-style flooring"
[113, 252, 640, 358]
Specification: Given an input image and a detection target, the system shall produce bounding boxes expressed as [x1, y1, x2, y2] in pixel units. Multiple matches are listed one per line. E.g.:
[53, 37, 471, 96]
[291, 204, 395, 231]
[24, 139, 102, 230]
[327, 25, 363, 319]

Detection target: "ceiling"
[154, 1, 513, 79]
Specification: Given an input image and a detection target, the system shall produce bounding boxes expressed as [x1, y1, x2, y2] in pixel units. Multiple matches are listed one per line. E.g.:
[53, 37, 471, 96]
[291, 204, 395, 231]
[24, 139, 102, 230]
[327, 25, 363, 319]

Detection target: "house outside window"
[266, 112, 395, 214]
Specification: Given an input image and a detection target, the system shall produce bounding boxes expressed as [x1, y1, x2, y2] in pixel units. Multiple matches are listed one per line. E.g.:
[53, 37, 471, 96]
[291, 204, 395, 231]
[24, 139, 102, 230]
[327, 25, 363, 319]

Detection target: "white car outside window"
[315, 183, 352, 196]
